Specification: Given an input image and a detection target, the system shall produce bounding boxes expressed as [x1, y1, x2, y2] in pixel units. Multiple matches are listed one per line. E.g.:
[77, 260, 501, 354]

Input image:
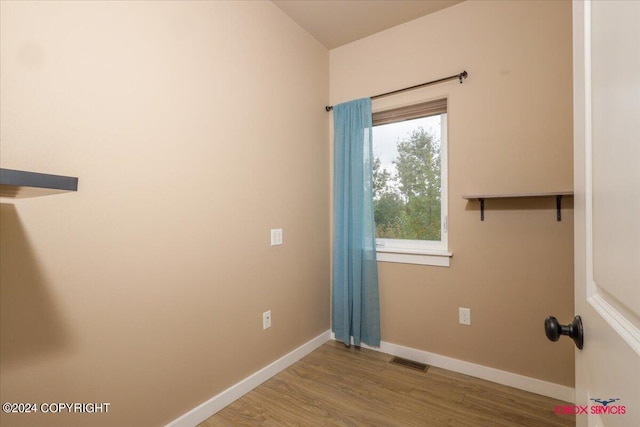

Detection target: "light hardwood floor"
[200, 341, 575, 426]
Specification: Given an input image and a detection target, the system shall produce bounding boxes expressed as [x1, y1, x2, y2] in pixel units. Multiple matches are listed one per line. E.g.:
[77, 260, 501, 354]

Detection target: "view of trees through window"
[372, 114, 443, 242]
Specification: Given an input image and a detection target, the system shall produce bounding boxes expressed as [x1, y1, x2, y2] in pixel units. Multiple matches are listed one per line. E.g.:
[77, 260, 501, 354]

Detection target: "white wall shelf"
[462, 191, 574, 221]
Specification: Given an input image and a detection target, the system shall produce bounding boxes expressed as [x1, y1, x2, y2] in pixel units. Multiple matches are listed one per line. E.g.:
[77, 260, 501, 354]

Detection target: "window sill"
[376, 248, 452, 267]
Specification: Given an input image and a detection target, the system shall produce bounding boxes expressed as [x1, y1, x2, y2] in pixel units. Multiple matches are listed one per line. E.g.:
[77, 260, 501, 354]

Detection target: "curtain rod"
[325, 70, 468, 112]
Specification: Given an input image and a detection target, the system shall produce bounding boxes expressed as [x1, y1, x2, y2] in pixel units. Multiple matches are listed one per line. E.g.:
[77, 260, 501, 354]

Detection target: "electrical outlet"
[263, 310, 272, 329]
[459, 307, 471, 325]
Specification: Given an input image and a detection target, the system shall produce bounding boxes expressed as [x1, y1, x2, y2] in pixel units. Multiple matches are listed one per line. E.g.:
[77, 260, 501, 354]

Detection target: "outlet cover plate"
[263, 310, 272, 329]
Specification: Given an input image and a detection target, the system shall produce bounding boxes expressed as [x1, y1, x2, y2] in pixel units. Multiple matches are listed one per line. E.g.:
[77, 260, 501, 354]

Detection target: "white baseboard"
[331, 333, 575, 403]
[166, 330, 331, 427]
[167, 329, 573, 427]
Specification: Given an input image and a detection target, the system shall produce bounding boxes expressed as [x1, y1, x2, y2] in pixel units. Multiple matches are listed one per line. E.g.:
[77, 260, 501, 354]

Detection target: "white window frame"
[373, 113, 451, 267]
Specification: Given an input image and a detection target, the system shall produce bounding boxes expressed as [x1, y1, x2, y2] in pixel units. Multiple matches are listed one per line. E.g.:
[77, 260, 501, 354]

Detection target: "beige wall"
[330, 0, 575, 387]
[1, 1, 576, 423]
[0, 1, 329, 426]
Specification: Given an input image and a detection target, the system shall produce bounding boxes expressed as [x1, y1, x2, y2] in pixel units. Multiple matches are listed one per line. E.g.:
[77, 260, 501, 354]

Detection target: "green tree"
[393, 127, 441, 241]
[372, 127, 441, 241]
[372, 156, 390, 199]
[373, 154, 404, 238]
[374, 192, 404, 237]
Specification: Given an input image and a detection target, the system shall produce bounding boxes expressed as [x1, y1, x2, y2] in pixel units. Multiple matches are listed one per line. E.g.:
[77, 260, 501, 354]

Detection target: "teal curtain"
[332, 98, 380, 347]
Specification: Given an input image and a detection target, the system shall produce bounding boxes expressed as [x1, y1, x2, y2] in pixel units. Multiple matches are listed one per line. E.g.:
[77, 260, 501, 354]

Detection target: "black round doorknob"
[544, 315, 584, 350]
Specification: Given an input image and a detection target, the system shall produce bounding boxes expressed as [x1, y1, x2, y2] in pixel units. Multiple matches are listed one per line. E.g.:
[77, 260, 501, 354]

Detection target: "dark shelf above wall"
[462, 191, 574, 221]
[0, 168, 78, 199]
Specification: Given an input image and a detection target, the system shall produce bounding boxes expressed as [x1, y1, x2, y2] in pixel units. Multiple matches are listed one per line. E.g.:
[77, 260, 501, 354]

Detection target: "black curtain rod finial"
[325, 106, 333, 112]
[459, 70, 468, 83]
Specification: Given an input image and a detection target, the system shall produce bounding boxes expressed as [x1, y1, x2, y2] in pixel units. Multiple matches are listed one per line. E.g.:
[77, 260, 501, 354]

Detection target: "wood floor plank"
[199, 342, 575, 426]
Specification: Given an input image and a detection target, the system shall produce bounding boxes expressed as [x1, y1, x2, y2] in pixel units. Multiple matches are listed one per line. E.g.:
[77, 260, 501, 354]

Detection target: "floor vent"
[390, 356, 429, 371]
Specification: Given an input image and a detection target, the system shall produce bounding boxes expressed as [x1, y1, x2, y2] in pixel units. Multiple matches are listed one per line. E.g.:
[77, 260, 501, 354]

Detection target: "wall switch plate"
[263, 310, 272, 329]
[459, 307, 471, 325]
[270, 229, 283, 246]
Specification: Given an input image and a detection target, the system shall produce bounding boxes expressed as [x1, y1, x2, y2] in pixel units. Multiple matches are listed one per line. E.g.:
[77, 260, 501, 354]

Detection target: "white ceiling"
[272, 0, 464, 49]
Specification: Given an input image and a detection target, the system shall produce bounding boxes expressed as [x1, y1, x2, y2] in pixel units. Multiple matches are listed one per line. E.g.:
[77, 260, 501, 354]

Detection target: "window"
[372, 98, 451, 266]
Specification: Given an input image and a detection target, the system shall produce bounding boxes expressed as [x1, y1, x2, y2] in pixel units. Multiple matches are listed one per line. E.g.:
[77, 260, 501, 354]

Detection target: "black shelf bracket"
[479, 198, 485, 221]
[556, 195, 563, 221]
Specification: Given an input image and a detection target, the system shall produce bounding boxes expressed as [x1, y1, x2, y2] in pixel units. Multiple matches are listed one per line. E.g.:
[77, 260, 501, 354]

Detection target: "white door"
[573, 1, 640, 427]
